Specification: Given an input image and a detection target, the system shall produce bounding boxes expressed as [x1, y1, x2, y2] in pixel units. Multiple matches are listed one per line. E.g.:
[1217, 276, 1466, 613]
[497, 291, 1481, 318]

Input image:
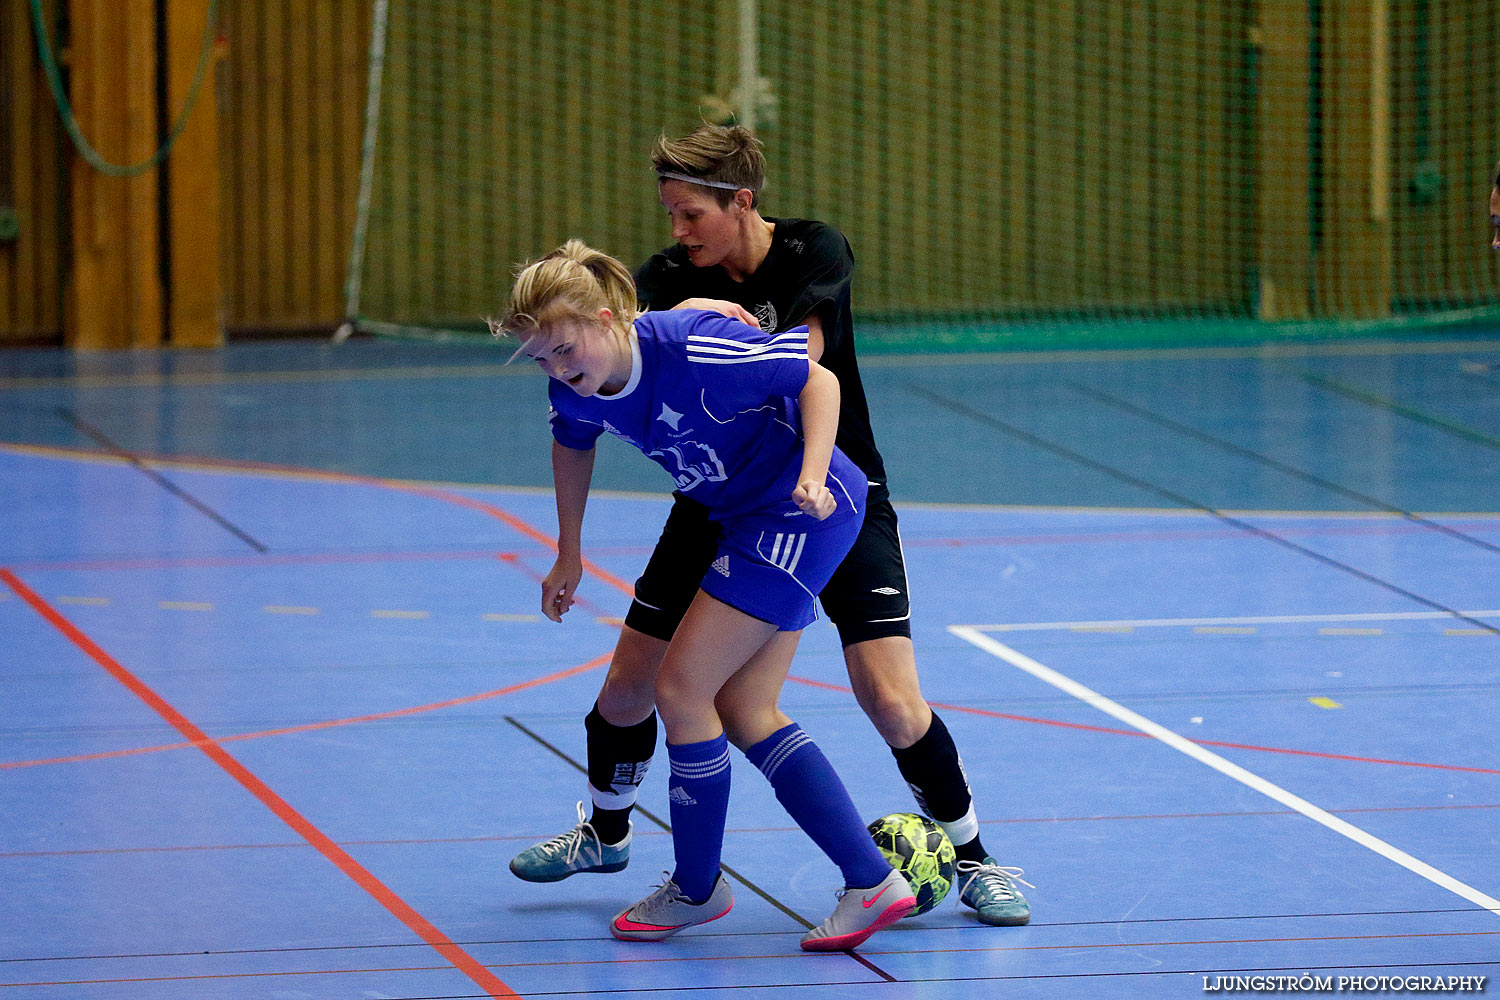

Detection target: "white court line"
[949, 625, 1500, 917]
[966, 609, 1500, 632]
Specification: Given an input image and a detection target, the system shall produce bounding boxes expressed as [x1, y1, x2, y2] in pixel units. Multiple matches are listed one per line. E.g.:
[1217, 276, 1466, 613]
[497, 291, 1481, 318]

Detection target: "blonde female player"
[497, 240, 914, 950]
[512, 124, 1032, 927]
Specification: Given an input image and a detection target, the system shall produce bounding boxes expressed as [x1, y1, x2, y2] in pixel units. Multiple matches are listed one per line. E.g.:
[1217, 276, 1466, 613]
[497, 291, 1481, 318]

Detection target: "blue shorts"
[698, 496, 866, 631]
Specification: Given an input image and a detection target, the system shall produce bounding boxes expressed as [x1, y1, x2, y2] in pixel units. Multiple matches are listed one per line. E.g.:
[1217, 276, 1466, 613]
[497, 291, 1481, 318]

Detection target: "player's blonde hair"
[652, 124, 765, 209]
[493, 240, 638, 343]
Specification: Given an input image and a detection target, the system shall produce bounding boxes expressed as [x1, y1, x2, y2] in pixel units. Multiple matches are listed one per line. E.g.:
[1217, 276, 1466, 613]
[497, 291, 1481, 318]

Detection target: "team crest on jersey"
[649, 441, 729, 492]
[753, 302, 777, 333]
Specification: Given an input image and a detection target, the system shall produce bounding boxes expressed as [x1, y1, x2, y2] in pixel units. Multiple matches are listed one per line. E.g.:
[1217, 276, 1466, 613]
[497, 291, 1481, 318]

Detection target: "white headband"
[656, 169, 756, 192]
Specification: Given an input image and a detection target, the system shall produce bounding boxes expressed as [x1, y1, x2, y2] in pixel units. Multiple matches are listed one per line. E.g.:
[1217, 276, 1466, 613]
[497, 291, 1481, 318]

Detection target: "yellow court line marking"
[57, 596, 111, 606]
[1070, 625, 1135, 633]
[371, 610, 430, 619]
[1194, 626, 1258, 634]
[1319, 627, 1383, 636]
[263, 606, 319, 615]
[1444, 629, 1495, 637]
[1308, 696, 1344, 710]
[483, 613, 539, 622]
[159, 601, 213, 612]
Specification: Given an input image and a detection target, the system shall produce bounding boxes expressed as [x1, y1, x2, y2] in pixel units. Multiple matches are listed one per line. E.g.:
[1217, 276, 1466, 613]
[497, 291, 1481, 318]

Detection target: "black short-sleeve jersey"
[634, 217, 887, 487]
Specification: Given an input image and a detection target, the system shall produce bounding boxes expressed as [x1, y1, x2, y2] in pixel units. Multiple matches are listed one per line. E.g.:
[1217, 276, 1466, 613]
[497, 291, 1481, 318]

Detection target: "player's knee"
[864, 690, 932, 748]
[716, 699, 788, 751]
[597, 630, 668, 721]
[652, 669, 709, 731]
[850, 667, 931, 747]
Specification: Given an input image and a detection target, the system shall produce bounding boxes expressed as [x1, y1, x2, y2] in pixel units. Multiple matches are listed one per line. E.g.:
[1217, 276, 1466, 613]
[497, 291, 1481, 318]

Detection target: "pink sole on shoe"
[610, 901, 733, 942]
[799, 896, 916, 952]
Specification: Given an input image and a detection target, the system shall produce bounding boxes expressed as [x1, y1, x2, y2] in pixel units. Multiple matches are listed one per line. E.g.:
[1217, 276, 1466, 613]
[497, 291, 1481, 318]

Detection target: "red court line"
[785, 676, 1500, 776]
[392, 482, 637, 597]
[25, 441, 1489, 779]
[10, 547, 529, 574]
[13, 928, 1495, 988]
[0, 569, 520, 1000]
[3, 441, 634, 596]
[0, 653, 611, 772]
[496, 552, 619, 618]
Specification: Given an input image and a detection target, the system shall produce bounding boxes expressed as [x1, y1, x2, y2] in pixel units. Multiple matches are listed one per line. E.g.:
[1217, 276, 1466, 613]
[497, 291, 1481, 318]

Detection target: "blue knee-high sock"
[744, 723, 891, 890]
[666, 734, 733, 903]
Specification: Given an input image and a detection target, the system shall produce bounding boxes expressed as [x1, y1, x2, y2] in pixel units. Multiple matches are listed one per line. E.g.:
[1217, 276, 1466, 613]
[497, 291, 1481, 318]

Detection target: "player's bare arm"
[544, 441, 595, 621]
[792, 360, 841, 520]
[671, 297, 760, 327]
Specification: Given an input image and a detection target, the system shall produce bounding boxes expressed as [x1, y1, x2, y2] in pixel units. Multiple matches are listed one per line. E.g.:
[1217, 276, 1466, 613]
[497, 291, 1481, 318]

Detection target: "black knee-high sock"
[890, 711, 990, 864]
[584, 703, 657, 845]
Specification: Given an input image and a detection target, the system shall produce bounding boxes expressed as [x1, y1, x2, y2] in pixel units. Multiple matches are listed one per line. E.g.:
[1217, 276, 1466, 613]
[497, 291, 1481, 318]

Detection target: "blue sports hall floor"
[1, 333, 1497, 998]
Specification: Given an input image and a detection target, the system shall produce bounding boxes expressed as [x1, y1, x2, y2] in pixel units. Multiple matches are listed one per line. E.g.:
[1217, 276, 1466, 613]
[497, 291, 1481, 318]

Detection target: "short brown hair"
[652, 124, 766, 209]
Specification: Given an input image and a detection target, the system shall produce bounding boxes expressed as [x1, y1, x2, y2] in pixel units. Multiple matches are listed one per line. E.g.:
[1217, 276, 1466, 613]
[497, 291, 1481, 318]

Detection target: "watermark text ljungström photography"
[1202, 975, 1488, 994]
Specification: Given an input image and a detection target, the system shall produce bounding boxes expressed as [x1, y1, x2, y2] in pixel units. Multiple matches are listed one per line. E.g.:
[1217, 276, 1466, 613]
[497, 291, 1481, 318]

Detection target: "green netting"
[349, 1, 1500, 351]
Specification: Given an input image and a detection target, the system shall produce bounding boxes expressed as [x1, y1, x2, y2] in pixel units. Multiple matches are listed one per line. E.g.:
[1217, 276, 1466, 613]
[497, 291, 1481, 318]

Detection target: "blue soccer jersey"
[547, 310, 863, 522]
[547, 310, 866, 629]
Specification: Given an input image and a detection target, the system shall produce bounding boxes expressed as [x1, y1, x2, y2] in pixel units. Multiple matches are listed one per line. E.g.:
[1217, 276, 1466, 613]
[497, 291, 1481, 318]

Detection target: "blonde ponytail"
[495, 240, 638, 340]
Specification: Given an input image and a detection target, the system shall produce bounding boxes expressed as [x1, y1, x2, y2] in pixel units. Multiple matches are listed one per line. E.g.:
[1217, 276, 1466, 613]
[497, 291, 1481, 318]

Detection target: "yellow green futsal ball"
[867, 812, 957, 916]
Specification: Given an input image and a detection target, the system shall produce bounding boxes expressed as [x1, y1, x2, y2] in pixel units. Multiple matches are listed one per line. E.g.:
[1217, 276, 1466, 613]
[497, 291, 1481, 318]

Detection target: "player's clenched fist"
[792, 481, 836, 520]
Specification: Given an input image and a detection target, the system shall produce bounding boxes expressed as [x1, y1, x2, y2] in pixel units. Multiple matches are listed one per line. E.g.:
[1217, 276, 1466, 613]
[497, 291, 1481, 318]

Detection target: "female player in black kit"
[510, 124, 1031, 925]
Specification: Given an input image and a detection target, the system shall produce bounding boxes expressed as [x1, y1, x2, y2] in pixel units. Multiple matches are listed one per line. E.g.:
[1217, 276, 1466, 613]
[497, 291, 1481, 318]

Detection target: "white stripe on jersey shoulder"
[686, 329, 808, 352]
[686, 333, 807, 357]
[686, 339, 808, 355]
[689, 352, 809, 366]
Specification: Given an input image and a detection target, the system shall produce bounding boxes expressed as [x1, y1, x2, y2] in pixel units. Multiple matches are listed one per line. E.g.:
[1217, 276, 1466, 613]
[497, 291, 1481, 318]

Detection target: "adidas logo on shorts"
[711, 555, 731, 577]
[871, 586, 902, 596]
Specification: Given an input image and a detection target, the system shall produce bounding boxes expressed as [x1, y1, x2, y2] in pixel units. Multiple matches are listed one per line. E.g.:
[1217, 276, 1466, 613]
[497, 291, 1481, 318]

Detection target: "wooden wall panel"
[1, 0, 65, 344]
[5, 1, 1499, 343]
[216, 0, 372, 333]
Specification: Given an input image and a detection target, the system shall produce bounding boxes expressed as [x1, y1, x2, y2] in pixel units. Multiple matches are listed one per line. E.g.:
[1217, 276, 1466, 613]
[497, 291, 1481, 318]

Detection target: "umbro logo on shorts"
[711, 555, 731, 577]
[871, 587, 902, 596]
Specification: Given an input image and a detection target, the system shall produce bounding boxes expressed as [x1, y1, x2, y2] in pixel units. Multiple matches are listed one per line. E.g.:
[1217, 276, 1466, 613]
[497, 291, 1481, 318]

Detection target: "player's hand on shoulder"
[792, 481, 836, 520]
[675, 297, 760, 327]
[541, 554, 583, 622]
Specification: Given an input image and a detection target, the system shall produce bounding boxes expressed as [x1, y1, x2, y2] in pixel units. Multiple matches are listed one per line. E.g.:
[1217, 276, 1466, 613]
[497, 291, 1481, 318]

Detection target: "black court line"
[1292, 370, 1500, 453]
[378, 959, 1500, 997]
[906, 385, 1500, 636]
[1065, 381, 1500, 555]
[54, 407, 268, 553]
[5, 906, 1487, 966]
[504, 716, 901, 984]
